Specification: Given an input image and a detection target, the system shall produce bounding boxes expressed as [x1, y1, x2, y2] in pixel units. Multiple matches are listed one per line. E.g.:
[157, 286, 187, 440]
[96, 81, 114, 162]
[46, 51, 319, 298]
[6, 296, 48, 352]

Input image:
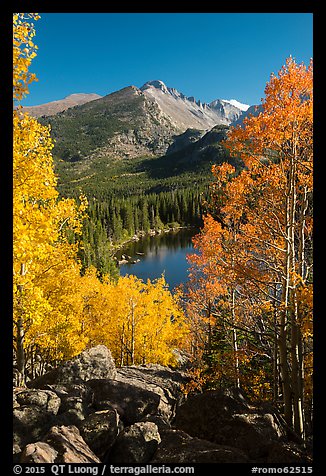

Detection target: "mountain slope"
[23, 93, 102, 117]
[39, 80, 247, 162]
[39, 85, 181, 161]
[55, 124, 242, 198]
[231, 104, 263, 127]
[141, 80, 243, 130]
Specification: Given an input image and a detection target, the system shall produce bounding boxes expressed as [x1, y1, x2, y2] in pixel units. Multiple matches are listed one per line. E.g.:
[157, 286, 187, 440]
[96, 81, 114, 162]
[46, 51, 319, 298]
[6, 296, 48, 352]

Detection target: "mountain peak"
[140, 80, 169, 94]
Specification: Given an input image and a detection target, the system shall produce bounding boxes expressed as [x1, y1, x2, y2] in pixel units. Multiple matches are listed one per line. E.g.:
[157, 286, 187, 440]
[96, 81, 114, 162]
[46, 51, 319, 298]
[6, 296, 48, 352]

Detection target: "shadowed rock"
[87, 379, 160, 425]
[79, 409, 122, 459]
[174, 389, 284, 459]
[151, 428, 249, 463]
[108, 422, 161, 463]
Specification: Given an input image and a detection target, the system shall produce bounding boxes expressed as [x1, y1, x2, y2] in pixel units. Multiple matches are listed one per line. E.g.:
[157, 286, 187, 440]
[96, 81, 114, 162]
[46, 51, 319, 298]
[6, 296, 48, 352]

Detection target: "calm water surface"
[116, 228, 199, 290]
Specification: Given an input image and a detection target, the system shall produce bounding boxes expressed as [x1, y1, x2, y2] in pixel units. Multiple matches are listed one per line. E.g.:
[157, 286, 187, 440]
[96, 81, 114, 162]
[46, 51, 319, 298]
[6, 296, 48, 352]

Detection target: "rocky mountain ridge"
[37, 80, 251, 163]
[140, 80, 245, 130]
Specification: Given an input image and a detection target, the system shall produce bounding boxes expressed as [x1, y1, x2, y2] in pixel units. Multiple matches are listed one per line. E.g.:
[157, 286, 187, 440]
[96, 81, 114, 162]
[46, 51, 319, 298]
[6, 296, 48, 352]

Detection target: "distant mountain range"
[34, 80, 254, 163]
[23, 81, 250, 126]
[24, 80, 262, 198]
[23, 93, 102, 117]
[139, 80, 248, 130]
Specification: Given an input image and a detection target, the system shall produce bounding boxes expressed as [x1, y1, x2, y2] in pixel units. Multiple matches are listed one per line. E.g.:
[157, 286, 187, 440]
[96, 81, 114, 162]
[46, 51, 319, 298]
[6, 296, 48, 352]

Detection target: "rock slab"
[29, 345, 117, 387]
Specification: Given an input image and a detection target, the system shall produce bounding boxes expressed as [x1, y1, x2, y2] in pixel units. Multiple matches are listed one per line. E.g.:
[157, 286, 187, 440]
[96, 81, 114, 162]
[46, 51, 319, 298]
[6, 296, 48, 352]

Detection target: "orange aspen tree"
[185, 57, 312, 439]
[223, 57, 313, 438]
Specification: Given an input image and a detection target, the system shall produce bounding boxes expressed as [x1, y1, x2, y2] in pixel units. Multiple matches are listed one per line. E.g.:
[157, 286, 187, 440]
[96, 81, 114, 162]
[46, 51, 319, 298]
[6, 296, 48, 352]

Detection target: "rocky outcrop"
[13, 404, 57, 450]
[152, 428, 250, 463]
[14, 345, 312, 464]
[115, 364, 188, 421]
[79, 409, 122, 459]
[174, 389, 311, 463]
[87, 378, 161, 425]
[29, 345, 117, 387]
[108, 422, 161, 463]
[43, 425, 101, 463]
[15, 389, 61, 415]
[20, 442, 59, 463]
[175, 389, 284, 458]
[19, 425, 101, 463]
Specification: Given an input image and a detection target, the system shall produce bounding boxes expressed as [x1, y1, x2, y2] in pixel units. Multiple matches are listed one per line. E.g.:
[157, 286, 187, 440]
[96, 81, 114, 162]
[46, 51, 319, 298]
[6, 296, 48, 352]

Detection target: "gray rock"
[13, 406, 56, 448]
[55, 408, 87, 427]
[58, 396, 85, 415]
[108, 422, 161, 463]
[43, 383, 94, 423]
[79, 409, 122, 459]
[151, 428, 249, 463]
[29, 345, 117, 387]
[20, 442, 58, 463]
[115, 364, 188, 421]
[140, 414, 171, 430]
[15, 389, 61, 415]
[87, 379, 161, 425]
[45, 383, 93, 403]
[43, 425, 101, 463]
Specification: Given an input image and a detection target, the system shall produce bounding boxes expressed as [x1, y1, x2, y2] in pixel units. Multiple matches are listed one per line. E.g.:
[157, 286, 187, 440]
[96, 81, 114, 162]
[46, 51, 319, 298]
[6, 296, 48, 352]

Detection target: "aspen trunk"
[278, 321, 292, 426]
[231, 289, 240, 388]
[120, 324, 125, 367]
[16, 263, 27, 387]
[16, 314, 26, 386]
[130, 300, 135, 365]
[279, 183, 293, 426]
[288, 138, 304, 439]
[273, 322, 279, 403]
[142, 335, 147, 365]
[207, 300, 212, 360]
[297, 184, 310, 439]
[272, 284, 280, 403]
[291, 321, 304, 438]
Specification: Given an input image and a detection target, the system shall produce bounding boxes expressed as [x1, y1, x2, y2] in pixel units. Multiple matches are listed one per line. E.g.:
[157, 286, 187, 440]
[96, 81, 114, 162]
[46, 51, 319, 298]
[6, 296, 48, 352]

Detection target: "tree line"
[76, 188, 206, 276]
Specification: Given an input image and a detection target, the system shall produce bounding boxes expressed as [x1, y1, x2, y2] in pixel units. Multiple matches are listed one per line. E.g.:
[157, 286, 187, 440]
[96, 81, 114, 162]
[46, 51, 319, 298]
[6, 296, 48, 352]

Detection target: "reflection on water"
[116, 228, 199, 290]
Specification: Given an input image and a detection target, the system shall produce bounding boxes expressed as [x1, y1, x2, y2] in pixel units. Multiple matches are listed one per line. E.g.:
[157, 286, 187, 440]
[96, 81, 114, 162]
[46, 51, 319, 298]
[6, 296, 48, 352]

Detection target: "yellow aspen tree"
[81, 274, 188, 367]
[13, 13, 88, 384]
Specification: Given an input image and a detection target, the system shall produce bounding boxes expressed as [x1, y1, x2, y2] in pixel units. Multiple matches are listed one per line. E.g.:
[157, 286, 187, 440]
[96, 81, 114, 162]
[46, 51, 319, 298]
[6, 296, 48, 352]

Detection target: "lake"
[116, 227, 199, 291]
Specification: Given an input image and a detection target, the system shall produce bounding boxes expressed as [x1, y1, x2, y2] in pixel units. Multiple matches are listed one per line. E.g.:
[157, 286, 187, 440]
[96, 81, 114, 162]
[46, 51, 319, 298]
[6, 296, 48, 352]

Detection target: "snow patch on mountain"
[222, 99, 250, 111]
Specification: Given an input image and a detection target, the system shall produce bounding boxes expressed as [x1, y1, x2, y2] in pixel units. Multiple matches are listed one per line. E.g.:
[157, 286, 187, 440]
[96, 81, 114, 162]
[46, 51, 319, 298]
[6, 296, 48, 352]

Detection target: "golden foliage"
[81, 271, 188, 366]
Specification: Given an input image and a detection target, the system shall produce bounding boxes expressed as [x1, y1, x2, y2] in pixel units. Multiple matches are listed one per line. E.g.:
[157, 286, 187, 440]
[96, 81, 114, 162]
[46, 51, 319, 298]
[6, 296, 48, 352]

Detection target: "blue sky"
[21, 13, 313, 107]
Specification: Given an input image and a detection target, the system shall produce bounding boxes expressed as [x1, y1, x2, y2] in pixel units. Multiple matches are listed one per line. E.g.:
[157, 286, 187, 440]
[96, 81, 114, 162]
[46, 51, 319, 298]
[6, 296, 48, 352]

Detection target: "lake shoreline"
[114, 226, 200, 290]
[112, 224, 199, 257]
